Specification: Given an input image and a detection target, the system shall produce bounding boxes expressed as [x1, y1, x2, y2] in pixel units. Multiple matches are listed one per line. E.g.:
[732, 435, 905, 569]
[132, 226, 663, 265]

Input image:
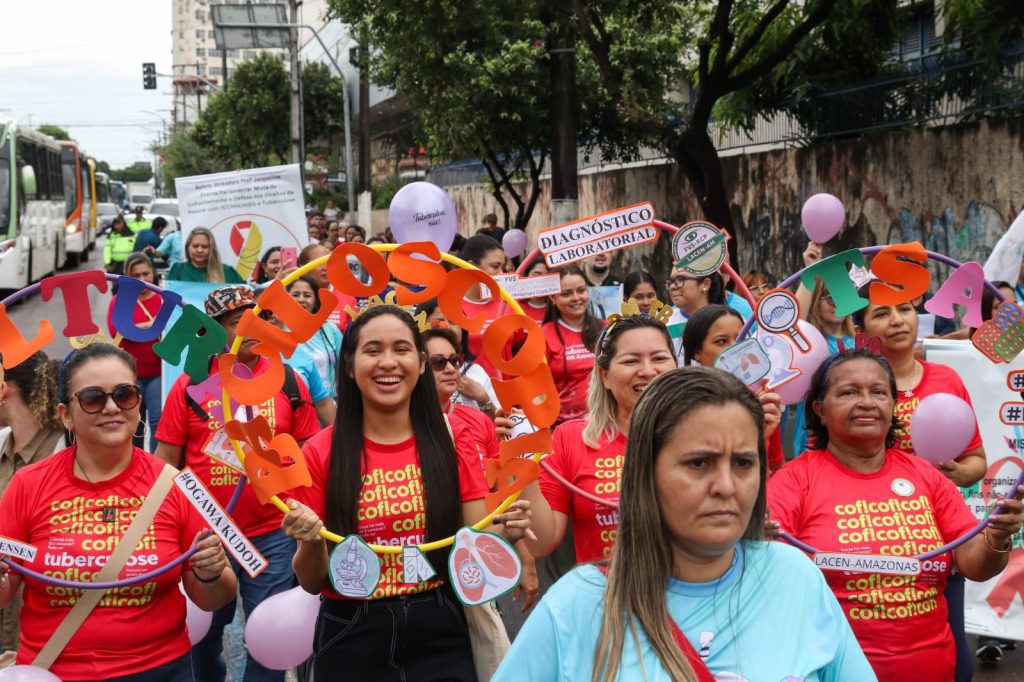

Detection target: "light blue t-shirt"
[284, 345, 329, 404]
[302, 322, 342, 399]
[156, 230, 184, 265]
[494, 542, 875, 682]
[725, 290, 754, 321]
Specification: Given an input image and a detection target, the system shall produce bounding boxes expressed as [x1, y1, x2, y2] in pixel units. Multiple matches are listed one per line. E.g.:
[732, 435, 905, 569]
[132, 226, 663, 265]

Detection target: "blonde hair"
[582, 315, 676, 448]
[808, 277, 855, 338]
[186, 227, 226, 283]
[593, 367, 766, 682]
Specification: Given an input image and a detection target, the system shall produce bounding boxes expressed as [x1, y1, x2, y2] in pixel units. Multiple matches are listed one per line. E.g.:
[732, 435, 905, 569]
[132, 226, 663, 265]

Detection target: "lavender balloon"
[801, 193, 845, 244]
[388, 182, 457, 252]
[909, 394, 977, 465]
[243, 586, 320, 670]
[502, 229, 528, 258]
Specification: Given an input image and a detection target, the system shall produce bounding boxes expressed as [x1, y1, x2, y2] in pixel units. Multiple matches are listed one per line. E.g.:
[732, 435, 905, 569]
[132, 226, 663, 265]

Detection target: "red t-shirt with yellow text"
[893, 360, 983, 455]
[540, 419, 624, 563]
[542, 321, 597, 423]
[155, 356, 321, 537]
[0, 448, 207, 680]
[767, 448, 977, 682]
[293, 427, 488, 599]
[449, 404, 499, 470]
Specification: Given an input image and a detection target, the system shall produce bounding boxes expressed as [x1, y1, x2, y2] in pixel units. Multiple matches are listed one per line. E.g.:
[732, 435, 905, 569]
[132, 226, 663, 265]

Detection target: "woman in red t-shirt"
[282, 305, 535, 680]
[681, 305, 785, 472]
[107, 253, 163, 452]
[543, 265, 605, 425]
[767, 349, 1022, 682]
[518, 257, 550, 324]
[529, 313, 677, 565]
[0, 344, 235, 681]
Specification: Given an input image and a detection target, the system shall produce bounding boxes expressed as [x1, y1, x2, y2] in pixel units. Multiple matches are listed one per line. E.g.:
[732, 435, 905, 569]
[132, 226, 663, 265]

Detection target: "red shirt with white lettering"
[449, 404, 499, 469]
[893, 360, 983, 455]
[519, 300, 547, 324]
[155, 356, 321, 537]
[539, 419, 623, 563]
[293, 427, 488, 599]
[326, 290, 359, 332]
[543, 321, 598, 423]
[462, 298, 501, 377]
[767, 448, 978, 682]
[0, 447, 206, 680]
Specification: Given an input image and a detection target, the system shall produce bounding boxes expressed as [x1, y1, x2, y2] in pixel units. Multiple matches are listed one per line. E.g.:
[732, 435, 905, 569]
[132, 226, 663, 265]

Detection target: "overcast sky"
[0, 1, 173, 168]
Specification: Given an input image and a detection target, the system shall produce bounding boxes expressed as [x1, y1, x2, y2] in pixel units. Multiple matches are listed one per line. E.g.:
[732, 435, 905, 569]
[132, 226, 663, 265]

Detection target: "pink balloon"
[801, 193, 846, 244]
[388, 182, 457, 252]
[502, 229, 528, 257]
[909, 394, 977, 465]
[0, 667, 62, 681]
[184, 591, 212, 645]
[765, 321, 831, 405]
[244, 586, 321, 670]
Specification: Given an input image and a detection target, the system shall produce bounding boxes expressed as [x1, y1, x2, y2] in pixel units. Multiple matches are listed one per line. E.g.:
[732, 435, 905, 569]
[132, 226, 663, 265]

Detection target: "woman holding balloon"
[768, 348, 1019, 682]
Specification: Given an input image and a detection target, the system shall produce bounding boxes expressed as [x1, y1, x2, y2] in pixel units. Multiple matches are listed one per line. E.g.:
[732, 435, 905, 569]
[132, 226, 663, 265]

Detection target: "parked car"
[97, 202, 120, 234]
[147, 199, 180, 233]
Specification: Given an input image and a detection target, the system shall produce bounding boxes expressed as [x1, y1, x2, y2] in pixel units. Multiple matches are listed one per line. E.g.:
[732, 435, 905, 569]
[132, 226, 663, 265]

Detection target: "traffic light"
[142, 63, 157, 90]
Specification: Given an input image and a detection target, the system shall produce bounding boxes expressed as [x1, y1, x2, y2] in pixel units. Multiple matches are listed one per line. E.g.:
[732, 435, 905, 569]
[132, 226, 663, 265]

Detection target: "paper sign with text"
[813, 553, 921, 576]
[489, 273, 562, 300]
[173, 468, 268, 577]
[538, 202, 656, 268]
[0, 535, 37, 563]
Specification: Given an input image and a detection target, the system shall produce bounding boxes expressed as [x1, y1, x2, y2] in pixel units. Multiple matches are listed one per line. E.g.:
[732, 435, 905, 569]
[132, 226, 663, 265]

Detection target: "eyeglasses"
[748, 283, 772, 292]
[665, 275, 699, 290]
[73, 384, 142, 414]
[428, 353, 464, 371]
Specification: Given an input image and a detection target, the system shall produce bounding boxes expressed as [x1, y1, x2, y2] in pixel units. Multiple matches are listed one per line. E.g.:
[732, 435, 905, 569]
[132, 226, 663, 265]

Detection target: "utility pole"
[548, 16, 578, 225]
[357, 32, 371, 195]
[288, 0, 302, 167]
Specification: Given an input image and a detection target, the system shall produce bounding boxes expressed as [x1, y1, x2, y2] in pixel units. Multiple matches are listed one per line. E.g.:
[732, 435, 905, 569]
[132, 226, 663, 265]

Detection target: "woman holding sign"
[0, 344, 235, 681]
[543, 265, 605, 425]
[282, 304, 536, 679]
[767, 348, 1022, 682]
[498, 367, 872, 681]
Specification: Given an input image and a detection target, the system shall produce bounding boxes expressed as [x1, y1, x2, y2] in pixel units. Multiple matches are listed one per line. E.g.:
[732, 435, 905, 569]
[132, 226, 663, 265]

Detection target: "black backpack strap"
[184, 376, 211, 422]
[281, 364, 308, 411]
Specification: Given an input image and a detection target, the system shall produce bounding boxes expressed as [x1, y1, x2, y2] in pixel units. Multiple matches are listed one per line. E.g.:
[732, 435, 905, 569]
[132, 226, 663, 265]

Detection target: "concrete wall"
[442, 117, 1024, 284]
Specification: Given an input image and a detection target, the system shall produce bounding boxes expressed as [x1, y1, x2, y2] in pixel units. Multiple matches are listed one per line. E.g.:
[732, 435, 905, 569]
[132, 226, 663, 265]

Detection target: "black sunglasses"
[73, 384, 142, 414]
[428, 353, 464, 371]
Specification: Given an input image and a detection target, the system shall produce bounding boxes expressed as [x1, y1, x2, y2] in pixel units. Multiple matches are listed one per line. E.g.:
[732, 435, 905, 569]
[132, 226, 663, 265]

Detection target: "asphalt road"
[8, 240, 1022, 680]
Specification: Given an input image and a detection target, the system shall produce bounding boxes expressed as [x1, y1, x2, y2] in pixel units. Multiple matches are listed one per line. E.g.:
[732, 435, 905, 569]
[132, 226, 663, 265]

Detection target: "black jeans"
[312, 585, 477, 681]
[102, 652, 192, 682]
[946, 572, 973, 682]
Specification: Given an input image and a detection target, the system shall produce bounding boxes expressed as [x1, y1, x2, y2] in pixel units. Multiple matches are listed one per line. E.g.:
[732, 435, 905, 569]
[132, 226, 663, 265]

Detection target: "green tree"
[36, 124, 70, 141]
[194, 53, 290, 168]
[571, 0, 900, 247]
[302, 61, 344, 145]
[158, 132, 222, 195]
[109, 166, 153, 182]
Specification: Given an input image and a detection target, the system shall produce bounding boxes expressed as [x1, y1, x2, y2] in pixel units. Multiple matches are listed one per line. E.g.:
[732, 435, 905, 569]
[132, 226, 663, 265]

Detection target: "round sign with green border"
[672, 221, 729, 277]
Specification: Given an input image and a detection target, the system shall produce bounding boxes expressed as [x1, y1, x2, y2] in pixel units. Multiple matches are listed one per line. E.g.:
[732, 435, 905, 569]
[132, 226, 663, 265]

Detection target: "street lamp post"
[213, 21, 356, 216]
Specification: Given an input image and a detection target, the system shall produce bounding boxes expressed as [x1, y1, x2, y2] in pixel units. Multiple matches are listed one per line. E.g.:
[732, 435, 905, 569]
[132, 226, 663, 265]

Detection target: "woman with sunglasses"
[107, 252, 163, 452]
[0, 344, 235, 681]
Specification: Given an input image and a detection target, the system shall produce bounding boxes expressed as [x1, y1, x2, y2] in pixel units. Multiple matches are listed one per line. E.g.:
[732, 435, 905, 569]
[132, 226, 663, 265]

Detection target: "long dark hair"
[804, 348, 900, 450]
[458, 234, 503, 265]
[681, 304, 743, 366]
[325, 306, 462, 570]
[60, 344, 137, 403]
[622, 270, 659, 301]
[544, 265, 604, 351]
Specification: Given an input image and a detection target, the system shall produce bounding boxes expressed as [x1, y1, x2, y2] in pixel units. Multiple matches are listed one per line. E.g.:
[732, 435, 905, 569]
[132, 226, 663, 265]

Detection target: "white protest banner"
[173, 468, 268, 578]
[813, 553, 921, 576]
[175, 164, 307, 278]
[924, 339, 1024, 639]
[538, 202, 656, 268]
[0, 535, 37, 563]
[489, 273, 561, 300]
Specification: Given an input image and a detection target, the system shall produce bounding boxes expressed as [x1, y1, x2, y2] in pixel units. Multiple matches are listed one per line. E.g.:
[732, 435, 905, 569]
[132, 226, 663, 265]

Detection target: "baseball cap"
[205, 285, 257, 319]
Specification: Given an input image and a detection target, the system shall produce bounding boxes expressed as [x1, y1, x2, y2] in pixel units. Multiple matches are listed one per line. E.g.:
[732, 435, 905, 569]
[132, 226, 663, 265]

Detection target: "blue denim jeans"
[104, 652, 193, 682]
[135, 375, 162, 453]
[191, 528, 296, 682]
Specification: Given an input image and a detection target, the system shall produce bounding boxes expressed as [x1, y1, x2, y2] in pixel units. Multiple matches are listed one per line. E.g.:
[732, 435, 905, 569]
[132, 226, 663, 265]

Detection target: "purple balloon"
[244, 586, 320, 670]
[502, 229, 528, 257]
[179, 584, 212, 645]
[763, 321, 832, 405]
[388, 182, 457, 252]
[0, 667, 61, 681]
[909, 394, 977, 465]
[801, 193, 845, 244]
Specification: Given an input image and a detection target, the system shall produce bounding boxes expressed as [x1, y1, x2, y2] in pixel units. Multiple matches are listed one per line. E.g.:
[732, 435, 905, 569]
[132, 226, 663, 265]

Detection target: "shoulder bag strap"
[595, 564, 716, 682]
[33, 463, 179, 670]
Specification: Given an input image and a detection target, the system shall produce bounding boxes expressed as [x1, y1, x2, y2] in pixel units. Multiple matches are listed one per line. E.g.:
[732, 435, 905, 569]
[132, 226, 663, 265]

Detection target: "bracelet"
[192, 568, 221, 584]
[983, 530, 1014, 554]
